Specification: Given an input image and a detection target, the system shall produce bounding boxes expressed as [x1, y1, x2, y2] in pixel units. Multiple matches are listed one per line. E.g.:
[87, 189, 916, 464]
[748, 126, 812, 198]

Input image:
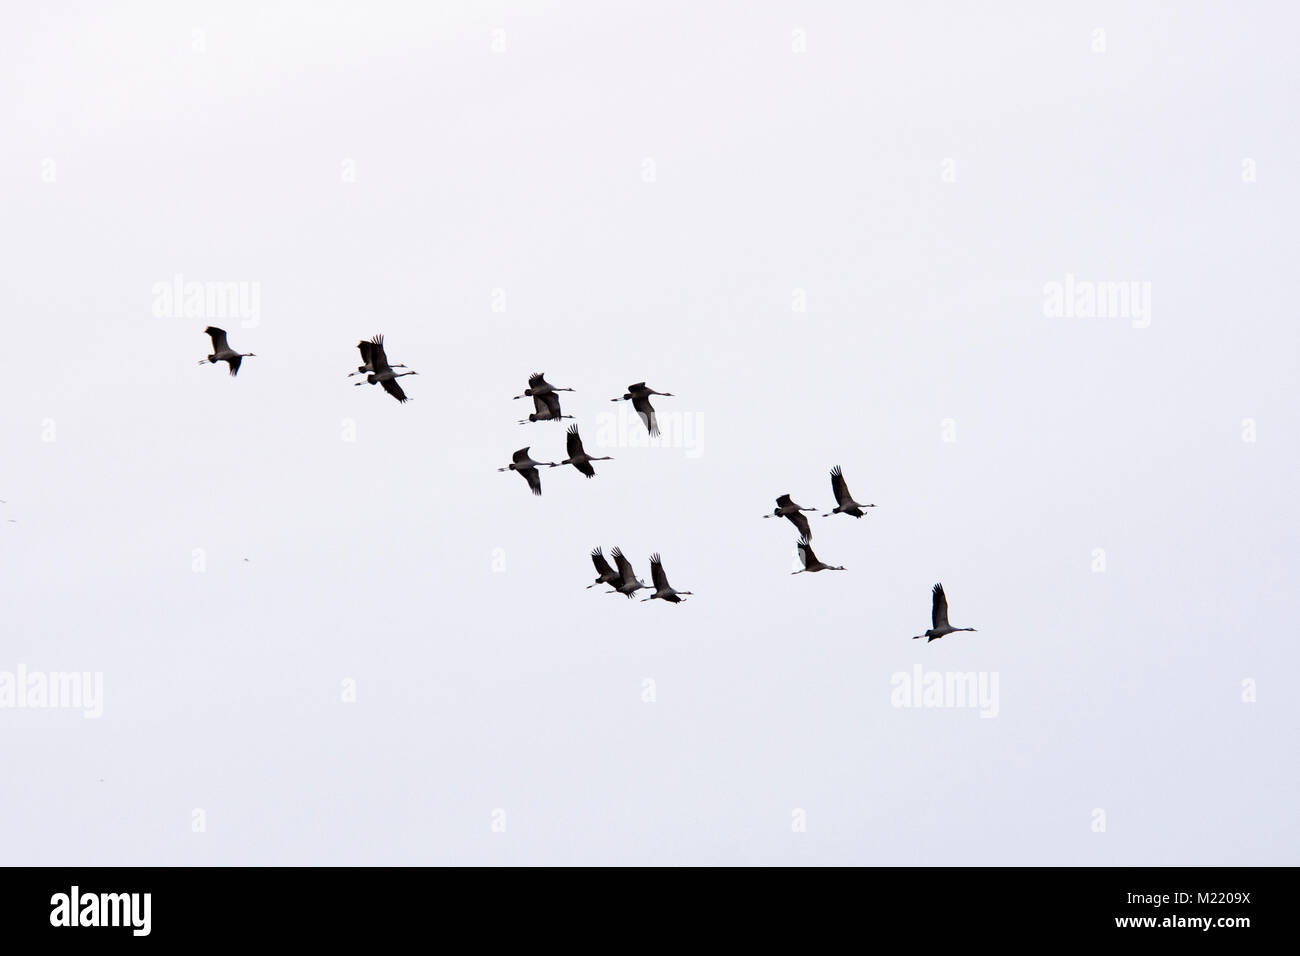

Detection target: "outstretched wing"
[369, 334, 392, 374]
[522, 466, 542, 496]
[531, 393, 549, 417]
[512, 447, 531, 465]
[591, 548, 615, 578]
[796, 536, 815, 568]
[226, 355, 242, 377]
[830, 466, 850, 506]
[381, 376, 408, 403]
[628, 382, 646, 393]
[788, 510, 811, 540]
[632, 395, 658, 436]
[931, 583, 949, 630]
[649, 553, 669, 591]
[541, 392, 563, 418]
[566, 425, 583, 458]
[205, 326, 229, 353]
[528, 372, 547, 389]
[775, 494, 794, 509]
[356, 339, 373, 369]
[610, 547, 636, 583]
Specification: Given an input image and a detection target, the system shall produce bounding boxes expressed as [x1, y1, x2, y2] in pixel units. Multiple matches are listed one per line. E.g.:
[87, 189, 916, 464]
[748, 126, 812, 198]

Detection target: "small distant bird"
[587, 547, 620, 589]
[498, 447, 557, 496]
[513, 372, 573, 401]
[612, 382, 674, 436]
[792, 536, 845, 574]
[199, 326, 255, 377]
[349, 337, 410, 378]
[607, 547, 649, 598]
[518, 391, 573, 424]
[352, 334, 417, 403]
[824, 466, 875, 518]
[912, 583, 977, 642]
[558, 425, 613, 477]
[763, 494, 818, 540]
[642, 553, 693, 603]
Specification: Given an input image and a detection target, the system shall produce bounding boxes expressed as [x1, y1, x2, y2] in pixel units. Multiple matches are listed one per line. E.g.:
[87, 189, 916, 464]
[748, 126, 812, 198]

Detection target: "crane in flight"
[612, 382, 674, 437]
[763, 494, 818, 540]
[792, 536, 845, 574]
[198, 326, 256, 377]
[512, 372, 574, 401]
[587, 547, 621, 590]
[352, 334, 417, 403]
[497, 447, 556, 496]
[518, 391, 573, 424]
[824, 466, 876, 518]
[642, 554, 694, 603]
[607, 547, 649, 598]
[557, 425, 613, 477]
[912, 583, 977, 642]
[348, 336, 411, 378]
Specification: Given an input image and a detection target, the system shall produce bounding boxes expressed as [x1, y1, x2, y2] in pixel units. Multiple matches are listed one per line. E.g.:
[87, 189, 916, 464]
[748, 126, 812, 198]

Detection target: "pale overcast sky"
[1, 2, 1296, 865]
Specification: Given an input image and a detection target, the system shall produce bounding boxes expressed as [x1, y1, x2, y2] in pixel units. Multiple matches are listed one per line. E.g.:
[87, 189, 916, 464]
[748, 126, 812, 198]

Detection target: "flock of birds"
[196, 327, 978, 636]
[588, 548, 694, 603]
[496, 371, 692, 602]
[762, 465, 870, 577]
[763, 468, 977, 639]
[495, 373, 670, 496]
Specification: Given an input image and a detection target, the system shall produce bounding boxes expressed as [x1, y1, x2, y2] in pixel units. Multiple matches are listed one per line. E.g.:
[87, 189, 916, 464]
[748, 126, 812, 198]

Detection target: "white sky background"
[1, 1, 1296, 865]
